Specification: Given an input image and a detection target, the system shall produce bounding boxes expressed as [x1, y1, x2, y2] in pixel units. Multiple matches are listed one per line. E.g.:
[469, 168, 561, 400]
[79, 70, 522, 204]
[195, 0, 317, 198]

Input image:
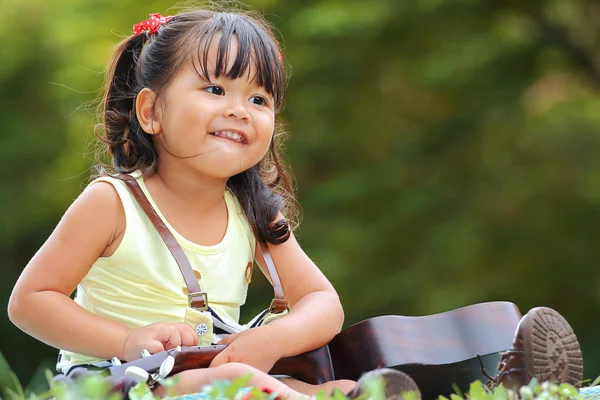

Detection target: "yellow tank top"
[58, 172, 256, 368]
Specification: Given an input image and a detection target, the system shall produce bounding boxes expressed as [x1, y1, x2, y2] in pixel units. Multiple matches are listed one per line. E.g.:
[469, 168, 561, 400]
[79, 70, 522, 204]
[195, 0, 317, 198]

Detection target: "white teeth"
[213, 131, 243, 142]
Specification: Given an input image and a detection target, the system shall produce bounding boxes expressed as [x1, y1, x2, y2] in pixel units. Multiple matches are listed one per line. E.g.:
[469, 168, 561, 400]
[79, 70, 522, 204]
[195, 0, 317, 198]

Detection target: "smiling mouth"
[209, 131, 247, 144]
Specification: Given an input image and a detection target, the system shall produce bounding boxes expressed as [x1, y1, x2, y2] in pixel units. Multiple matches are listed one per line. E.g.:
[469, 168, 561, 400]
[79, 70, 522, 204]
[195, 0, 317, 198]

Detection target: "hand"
[209, 326, 283, 372]
[122, 322, 198, 361]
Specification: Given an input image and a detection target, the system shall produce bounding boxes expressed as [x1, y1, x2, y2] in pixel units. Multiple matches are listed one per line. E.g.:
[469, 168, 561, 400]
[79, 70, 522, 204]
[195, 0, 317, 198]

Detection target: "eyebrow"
[195, 70, 271, 93]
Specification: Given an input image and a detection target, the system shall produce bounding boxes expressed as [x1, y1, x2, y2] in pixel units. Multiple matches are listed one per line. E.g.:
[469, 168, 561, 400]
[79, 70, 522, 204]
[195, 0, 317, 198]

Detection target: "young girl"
[8, 7, 361, 399]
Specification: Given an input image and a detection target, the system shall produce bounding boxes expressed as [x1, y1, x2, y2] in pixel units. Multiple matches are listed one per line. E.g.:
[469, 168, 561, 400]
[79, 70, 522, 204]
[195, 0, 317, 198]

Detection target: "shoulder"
[74, 178, 126, 254]
[80, 177, 125, 213]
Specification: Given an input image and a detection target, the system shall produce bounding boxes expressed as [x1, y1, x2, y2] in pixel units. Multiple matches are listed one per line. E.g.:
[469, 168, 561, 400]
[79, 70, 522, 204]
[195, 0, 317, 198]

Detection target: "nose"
[222, 99, 251, 122]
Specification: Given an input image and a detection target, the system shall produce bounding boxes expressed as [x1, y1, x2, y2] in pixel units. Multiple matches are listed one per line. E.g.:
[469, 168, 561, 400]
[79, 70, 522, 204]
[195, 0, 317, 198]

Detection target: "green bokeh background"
[1, 0, 599, 389]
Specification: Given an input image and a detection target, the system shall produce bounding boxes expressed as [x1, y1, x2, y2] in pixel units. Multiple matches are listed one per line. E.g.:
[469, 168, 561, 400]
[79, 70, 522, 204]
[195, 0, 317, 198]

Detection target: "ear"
[135, 88, 162, 135]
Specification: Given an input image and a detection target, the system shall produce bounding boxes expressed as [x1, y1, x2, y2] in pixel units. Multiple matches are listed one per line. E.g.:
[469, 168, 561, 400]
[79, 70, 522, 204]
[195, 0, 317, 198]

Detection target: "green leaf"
[127, 382, 157, 400]
[313, 389, 328, 400]
[49, 379, 68, 400]
[32, 389, 53, 400]
[108, 392, 125, 400]
[44, 371, 54, 388]
[469, 380, 487, 399]
[0, 353, 24, 400]
[24, 363, 54, 396]
[5, 388, 23, 400]
[212, 378, 233, 395]
[363, 375, 385, 400]
[223, 373, 253, 398]
[156, 376, 180, 398]
[331, 388, 349, 400]
[246, 386, 266, 399]
[528, 378, 540, 391]
[403, 392, 421, 400]
[558, 383, 579, 398]
[78, 375, 112, 399]
[491, 384, 507, 400]
[452, 383, 463, 395]
[352, 392, 370, 400]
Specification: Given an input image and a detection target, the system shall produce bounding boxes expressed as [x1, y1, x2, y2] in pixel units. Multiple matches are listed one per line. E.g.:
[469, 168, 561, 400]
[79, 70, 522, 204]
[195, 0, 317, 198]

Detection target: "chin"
[192, 147, 261, 176]
[204, 162, 253, 180]
[215, 157, 259, 175]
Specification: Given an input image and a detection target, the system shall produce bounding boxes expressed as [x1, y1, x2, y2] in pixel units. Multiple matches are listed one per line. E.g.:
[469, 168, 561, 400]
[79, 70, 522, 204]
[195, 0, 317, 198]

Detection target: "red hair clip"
[133, 13, 173, 36]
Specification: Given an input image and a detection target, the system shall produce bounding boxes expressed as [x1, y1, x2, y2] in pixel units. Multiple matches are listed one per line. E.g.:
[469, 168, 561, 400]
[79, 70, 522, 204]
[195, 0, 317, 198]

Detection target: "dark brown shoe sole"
[519, 307, 583, 386]
[348, 368, 421, 400]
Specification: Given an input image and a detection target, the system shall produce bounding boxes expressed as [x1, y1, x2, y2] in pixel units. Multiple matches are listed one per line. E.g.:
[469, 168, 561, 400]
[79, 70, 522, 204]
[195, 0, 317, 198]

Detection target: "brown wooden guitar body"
[110, 302, 521, 400]
[329, 302, 521, 372]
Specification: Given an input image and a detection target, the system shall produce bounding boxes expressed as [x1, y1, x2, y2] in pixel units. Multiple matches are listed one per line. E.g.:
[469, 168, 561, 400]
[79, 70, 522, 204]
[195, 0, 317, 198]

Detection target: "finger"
[217, 333, 237, 345]
[158, 325, 182, 350]
[209, 350, 229, 368]
[167, 325, 184, 349]
[174, 323, 198, 346]
[146, 340, 166, 355]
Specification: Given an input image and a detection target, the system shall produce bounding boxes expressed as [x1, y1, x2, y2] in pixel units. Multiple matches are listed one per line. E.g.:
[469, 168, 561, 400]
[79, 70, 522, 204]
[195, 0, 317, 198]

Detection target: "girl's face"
[149, 36, 275, 180]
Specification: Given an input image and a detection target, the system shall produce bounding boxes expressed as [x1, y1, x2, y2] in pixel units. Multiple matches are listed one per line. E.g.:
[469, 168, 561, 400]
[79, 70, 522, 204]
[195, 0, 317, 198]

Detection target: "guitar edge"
[329, 301, 522, 398]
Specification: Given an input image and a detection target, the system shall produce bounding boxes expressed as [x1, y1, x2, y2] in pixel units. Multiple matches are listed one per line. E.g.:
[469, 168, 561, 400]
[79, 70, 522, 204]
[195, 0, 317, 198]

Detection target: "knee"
[336, 379, 357, 394]
[215, 362, 257, 378]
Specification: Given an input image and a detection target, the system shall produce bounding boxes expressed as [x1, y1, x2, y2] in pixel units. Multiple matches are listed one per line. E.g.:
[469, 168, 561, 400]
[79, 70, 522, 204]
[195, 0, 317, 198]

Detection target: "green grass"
[0, 353, 587, 400]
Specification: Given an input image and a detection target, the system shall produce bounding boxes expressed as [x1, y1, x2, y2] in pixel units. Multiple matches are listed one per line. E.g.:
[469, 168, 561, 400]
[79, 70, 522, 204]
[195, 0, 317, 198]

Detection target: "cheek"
[257, 125, 274, 153]
[257, 114, 275, 140]
[163, 108, 208, 139]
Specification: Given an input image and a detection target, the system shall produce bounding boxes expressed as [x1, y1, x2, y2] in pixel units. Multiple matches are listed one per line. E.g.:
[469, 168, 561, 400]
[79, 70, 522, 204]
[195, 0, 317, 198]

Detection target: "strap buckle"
[188, 292, 208, 311]
[269, 298, 288, 314]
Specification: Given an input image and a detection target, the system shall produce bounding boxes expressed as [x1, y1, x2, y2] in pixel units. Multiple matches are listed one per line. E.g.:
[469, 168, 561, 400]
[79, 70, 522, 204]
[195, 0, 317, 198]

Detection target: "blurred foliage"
[0, 353, 590, 400]
[440, 379, 580, 400]
[0, 354, 399, 400]
[1, 0, 600, 388]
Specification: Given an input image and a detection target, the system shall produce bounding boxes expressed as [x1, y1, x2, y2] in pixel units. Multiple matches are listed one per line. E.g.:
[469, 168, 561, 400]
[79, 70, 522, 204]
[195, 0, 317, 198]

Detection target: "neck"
[148, 161, 229, 214]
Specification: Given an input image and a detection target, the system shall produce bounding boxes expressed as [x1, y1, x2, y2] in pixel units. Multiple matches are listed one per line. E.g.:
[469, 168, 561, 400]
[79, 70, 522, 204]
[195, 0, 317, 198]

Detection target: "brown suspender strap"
[117, 174, 288, 314]
[119, 175, 208, 311]
[258, 242, 288, 313]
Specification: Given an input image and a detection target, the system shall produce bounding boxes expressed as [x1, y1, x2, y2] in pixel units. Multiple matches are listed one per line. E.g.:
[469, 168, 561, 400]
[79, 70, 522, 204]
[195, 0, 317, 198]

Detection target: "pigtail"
[228, 166, 291, 244]
[228, 139, 298, 244]
[97, 33, 158, 173]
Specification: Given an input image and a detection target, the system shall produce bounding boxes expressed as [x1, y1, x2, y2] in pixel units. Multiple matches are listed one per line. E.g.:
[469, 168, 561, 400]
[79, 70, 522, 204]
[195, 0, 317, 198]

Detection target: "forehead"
[181, 25, 279, 94]
[194, 34, 258, 81]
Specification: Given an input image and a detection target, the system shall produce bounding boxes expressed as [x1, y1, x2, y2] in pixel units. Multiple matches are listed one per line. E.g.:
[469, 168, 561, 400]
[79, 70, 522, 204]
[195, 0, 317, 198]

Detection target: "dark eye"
[249, 95, 268, 106]
[204, 85, 224, 95]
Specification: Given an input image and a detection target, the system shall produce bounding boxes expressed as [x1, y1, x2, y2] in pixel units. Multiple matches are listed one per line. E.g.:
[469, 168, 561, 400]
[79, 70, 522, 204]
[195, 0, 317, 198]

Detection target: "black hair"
[96, 9, 296, 244]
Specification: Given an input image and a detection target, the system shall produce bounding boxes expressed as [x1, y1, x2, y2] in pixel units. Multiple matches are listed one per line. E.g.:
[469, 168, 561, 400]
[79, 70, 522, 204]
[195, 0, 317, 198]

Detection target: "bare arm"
[7, 182, 132, 360]
[255, 225, 345, 357]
